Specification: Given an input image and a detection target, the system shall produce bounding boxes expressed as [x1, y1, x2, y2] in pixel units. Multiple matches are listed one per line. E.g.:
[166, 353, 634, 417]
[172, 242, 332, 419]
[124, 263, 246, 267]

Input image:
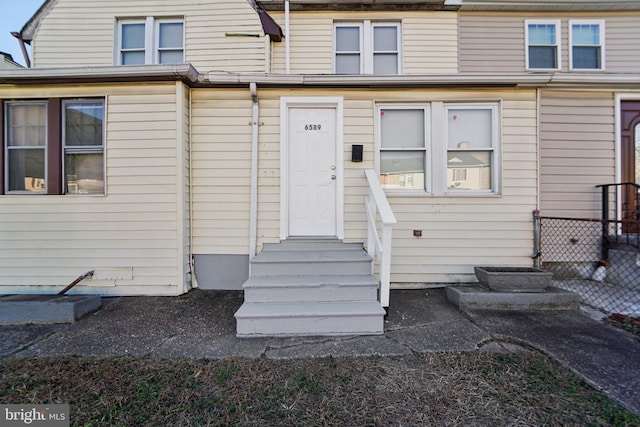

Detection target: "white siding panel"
[539, 90, 615, 219]
[0, 83, 185, 295]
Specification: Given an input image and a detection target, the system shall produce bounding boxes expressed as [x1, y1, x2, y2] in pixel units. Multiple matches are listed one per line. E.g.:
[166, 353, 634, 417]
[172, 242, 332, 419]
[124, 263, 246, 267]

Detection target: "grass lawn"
[1, 351, 638, 426]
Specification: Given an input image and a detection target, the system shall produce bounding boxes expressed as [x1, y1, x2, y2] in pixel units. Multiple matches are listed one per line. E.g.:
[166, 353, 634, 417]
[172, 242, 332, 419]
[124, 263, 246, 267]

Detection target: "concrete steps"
[235, 239, 384, 337]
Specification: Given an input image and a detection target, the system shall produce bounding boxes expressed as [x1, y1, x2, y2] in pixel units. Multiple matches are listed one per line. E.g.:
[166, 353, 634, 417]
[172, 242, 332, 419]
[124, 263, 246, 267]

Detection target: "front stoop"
[234, 239, 385, 337]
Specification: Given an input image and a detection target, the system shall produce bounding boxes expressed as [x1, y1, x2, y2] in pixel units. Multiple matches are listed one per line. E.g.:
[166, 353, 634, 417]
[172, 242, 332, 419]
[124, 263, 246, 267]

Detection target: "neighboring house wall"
[0, 53, 22, 69]
[268, 11, 458, 74]
[30, 0, 266, 72]
[459, 12, 640, 73]
[0, 82, 190, 295]
[190, 87, 538, 286]
[539, 90, 615, 219]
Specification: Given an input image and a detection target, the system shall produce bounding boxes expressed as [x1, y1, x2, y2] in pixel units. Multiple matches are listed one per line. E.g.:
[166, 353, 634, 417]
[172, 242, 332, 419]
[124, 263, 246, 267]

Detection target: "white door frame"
[280, 96, 344, 240]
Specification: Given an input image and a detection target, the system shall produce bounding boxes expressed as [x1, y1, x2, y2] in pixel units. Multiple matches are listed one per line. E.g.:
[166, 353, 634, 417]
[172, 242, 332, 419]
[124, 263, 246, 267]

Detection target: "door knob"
[331, 165, 336, 170]
[331, 175, 336, 180]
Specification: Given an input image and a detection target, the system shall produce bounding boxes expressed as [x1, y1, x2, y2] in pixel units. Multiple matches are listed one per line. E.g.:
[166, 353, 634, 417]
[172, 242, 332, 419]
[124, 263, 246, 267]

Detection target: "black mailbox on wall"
[351, 144, 363, 162]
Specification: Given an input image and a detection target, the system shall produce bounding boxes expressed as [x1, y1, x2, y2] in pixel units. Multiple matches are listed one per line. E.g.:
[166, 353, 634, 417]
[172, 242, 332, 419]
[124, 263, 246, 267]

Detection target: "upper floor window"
[377, 102, 500, 195]
[335, 21, 401, 75]
[117, 18, 184, 65]
[570, 20, 604, 70]
[3, 99, 105, 195]
[525, 20, 560, 70]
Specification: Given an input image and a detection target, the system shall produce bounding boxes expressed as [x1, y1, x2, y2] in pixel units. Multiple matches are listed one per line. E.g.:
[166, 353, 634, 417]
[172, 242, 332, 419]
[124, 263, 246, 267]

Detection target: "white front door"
[288, 107, 337, 236]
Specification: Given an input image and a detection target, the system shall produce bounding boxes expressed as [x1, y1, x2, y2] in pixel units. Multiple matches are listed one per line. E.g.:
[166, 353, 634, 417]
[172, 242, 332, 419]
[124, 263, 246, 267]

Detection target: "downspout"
[11, 32, 31, 68]
[188, 86, 198, 289]
[285, 0, 290, 73]
[249, 82, 259, 260]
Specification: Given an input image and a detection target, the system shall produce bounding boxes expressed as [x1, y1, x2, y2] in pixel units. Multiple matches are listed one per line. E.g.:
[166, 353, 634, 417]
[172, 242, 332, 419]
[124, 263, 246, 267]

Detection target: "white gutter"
[285, 0, 290, 73]
[249, 82, 260, 260]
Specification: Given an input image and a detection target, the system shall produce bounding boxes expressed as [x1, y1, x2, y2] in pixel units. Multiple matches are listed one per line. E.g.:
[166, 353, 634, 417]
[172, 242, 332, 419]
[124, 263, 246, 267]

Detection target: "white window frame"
[154, 19, 185, 64]
[334, 21, 402, 75]
[376, 104, 431, 193]
[62, 99, 106, 196]
[4, 101, 48, 194]
[525, 19, 561, 71]
[569, 19, 605, 71]
[376, 101, 501, 196]
[116, 17, 184, 65]
[443, 102, 501, 196]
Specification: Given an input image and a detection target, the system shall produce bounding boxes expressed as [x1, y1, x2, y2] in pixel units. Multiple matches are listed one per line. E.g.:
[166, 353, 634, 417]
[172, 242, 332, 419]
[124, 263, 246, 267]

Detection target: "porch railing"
[596, 182, 640, 256]
[364, 169, 397, 308]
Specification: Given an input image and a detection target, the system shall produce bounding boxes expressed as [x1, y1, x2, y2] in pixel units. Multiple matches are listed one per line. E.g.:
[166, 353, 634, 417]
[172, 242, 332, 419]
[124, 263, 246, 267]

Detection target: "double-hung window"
[335, 21, 401, 74]
[117, 18, 184, 65]
[525, 20, 560, 70]
[570, 20, 604, 70]
[446, 105, 498, 192]
[379, 107, 429, 190]
[63, 101, 105, 195]
[3, 99, 105, 195]
[5, 102, 47, 193]
[378, 102, 500, 195]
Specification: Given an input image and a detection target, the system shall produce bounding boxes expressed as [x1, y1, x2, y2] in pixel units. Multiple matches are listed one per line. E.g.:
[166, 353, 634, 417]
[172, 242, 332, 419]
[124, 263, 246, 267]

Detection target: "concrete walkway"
[1, 288, 639, 414]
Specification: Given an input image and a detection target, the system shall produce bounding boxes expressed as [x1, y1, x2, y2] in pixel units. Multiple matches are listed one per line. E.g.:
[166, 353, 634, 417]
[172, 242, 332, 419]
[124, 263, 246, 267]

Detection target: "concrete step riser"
[251, 261, 371, 276]
[244, 286, 378, 303]
[263, 242, 364, 251]
[236, 314, 384, 337]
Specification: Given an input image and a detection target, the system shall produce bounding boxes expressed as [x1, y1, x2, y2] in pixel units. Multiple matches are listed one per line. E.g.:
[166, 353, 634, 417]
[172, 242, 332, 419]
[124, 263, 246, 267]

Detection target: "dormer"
[11, 0, 282, 73]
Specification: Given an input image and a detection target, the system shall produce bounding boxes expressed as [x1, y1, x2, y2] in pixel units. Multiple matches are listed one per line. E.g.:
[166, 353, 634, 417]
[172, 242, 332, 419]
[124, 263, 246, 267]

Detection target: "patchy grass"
[606, 313, 640, 337]
[1, 352, 638, 426]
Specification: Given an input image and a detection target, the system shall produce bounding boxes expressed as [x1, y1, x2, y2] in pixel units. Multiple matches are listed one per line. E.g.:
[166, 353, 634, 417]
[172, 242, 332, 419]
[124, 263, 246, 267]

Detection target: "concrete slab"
[464, 309, 640, 414]
[446, 285, 580, 310]
[1, 288, 638, 414]
[0, 294, 102, 325]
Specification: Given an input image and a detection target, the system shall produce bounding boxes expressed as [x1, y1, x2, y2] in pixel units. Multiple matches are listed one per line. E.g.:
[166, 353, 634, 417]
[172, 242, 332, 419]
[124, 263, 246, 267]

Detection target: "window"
[446, 105, 497, 192]
[117, 18, 184, 65]
[3, 99, 105, 195]
[63, 101, 105, 194]
[570, 20, 604, 70]
[5, 102, 47, 193]
[526, 20, 560, 70]
[335, 21, 401, 74]
[379, 107, 429, 190]
[378, 102, 500, 195]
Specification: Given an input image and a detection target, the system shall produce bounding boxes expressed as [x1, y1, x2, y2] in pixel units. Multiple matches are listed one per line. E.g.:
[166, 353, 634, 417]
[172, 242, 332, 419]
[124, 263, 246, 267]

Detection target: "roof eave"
[0, 64, 200, 86]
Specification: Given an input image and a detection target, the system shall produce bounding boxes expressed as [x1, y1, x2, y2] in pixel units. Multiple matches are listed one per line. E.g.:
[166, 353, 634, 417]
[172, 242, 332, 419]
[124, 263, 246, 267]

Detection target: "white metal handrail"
[364, 169, 397, 308]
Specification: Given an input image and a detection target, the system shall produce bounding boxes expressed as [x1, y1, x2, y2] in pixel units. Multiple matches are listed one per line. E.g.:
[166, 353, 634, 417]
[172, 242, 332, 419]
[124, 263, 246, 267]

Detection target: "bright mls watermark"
[1, 405, 69, 426]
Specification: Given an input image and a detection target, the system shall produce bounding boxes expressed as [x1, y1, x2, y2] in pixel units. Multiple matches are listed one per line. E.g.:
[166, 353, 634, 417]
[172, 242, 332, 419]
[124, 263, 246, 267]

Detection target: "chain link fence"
[536, 216, 640, 315]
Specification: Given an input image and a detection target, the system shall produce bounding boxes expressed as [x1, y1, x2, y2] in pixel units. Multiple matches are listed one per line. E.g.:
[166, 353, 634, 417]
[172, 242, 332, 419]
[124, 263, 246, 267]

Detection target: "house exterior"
[1, 0, 639, 333]
[0, 53, 22, 69]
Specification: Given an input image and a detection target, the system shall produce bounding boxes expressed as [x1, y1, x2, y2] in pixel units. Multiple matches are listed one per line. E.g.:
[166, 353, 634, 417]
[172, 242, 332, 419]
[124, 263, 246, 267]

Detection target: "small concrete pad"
[0, 294, 102, 325]
[446, 285, 580, 311]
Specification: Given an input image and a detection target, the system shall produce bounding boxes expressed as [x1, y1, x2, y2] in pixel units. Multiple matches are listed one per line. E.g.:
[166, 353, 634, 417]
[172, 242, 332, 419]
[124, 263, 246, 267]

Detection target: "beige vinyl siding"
[32, 0, 266, 72]
[178, 82, 192, 292]
[193, 87, 536, 284]
[269, 11, 458, 74]
[0, 83, 187, 295]
[539, 90, 615, 219]
[191, 89, 253, 255]
[459, 12, 640, 73]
